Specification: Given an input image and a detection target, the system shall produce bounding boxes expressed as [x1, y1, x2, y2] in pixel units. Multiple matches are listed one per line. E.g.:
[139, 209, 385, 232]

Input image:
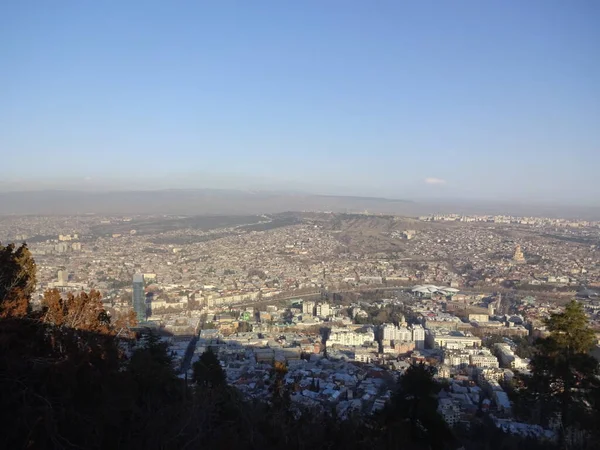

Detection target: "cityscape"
[2, 1, 599, 448]
[1, 209, 599, 445]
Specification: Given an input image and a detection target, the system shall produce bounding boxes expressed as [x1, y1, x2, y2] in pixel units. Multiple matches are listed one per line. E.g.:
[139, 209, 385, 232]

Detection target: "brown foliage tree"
[112, 308, 138, 337]
[0, 243, 36, 318]
[42, 289, 112, 334]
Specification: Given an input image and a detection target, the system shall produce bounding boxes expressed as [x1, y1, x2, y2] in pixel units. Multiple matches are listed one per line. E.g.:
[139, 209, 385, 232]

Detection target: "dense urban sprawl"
[1, 211, 599, 443]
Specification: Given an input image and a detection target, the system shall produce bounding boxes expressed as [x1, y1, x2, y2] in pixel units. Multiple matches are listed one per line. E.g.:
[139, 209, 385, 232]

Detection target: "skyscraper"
[132, 273, 146, 323]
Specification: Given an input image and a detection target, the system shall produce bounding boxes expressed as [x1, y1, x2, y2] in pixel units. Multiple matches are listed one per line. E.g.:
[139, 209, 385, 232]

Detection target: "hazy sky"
[1, 1, 599, 203]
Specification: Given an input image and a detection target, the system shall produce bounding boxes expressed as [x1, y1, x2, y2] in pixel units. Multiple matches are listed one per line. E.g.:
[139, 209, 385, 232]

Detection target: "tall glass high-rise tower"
[132, 273, 146, 323]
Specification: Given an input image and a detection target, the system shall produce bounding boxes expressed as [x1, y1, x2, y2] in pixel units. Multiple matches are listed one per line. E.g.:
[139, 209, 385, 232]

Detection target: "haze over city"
[2, 1, 599, 205]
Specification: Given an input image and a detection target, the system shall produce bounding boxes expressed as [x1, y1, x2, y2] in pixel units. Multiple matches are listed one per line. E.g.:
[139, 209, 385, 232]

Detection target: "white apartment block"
[470, 353, 499, 368]
[494, 343, 529, 370]
[316, 302, 331, 318]
[444, 350, 471, 368]
[511, 356, 529, 370]
[353, 351, 374, 363]
[382, 324, 396, 341]
[478, 368, 506, 386]
[303, 301, 315, 316]
[381, 323, 425, 349]
[329, 330, 374, 346]
[412, 325, 425, 349]
[426, 329, 481, 349]
[382, 324, 411, 342]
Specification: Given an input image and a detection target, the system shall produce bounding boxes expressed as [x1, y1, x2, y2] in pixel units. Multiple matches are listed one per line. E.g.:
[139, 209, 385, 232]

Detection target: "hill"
[0, 189, 415, 216]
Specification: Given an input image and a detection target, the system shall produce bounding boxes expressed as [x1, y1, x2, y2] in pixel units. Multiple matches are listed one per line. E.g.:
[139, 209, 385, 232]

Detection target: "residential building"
[412, 324, 425, 349]
[495, 343, 530, 370]
[426, 329, 481, 349]
[438, 398, 461, 427]
[329, 330, 374, 346]
[468, 313, 489, 323]
[316, 302, 331, 318]
[303, 301, 315, 316]
[382, 324, 411, 342]
[444, 350, 471, 368]
[470, 352, 499, 368]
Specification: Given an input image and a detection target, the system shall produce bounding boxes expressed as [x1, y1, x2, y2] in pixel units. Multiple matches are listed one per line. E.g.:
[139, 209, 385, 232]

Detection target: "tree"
[123, 331, 188, 447]
[374, 309, 389, 325]
[271, 361, 289, 400]
[247, 268, 266, 280]
[485, 335, 507, 347]
[2, 248, 573, 450]
[42, 288, 112, 334]
[526, 301, 599, 440]
[514, 336, 535, 359]
[192, 348, 226, 389]
[128, 331, 175, 382]
[112, 308, 138, 337]
[385, 364, 455, 450]
[237, 321, 252, 333]
[0, 242, 36, 318]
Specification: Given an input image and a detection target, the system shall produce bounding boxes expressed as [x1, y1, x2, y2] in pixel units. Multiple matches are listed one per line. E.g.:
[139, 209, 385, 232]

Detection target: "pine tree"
[192, 347, 226, 388]
[386, 363, 455, 450]
[528, 301, 599, 438]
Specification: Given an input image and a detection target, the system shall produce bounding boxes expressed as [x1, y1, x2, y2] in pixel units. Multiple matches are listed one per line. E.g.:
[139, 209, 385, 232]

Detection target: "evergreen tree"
[192, 347, 226, 388]
[527, 301, 599, 440]
[385, 363, 456, 450]
[125, 331, 186, 447]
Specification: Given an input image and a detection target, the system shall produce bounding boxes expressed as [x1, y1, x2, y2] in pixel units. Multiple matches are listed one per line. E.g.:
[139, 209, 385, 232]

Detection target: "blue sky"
[1, 1, 599, 203]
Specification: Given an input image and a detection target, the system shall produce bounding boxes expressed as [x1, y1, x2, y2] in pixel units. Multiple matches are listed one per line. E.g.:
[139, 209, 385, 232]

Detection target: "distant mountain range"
[1, 189, 599, 220]
[0, 189, 416, 216]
